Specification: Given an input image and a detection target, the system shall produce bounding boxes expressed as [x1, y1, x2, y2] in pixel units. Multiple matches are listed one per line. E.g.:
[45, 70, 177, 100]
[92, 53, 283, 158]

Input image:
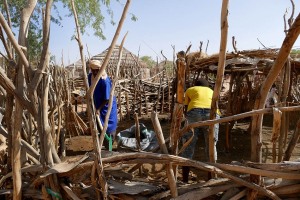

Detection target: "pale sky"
[49, 0, 300, 66]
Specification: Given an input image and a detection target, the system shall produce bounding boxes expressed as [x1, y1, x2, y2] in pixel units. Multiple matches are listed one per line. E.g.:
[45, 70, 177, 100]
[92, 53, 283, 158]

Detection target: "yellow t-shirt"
[184, 86, 221, 115]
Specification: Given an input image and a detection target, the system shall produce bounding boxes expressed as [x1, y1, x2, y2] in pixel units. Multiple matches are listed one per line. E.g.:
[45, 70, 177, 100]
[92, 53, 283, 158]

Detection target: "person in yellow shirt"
[180, 78, 220, 183]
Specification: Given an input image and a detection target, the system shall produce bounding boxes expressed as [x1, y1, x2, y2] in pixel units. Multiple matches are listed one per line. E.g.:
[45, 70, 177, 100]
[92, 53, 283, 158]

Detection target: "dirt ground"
[67, 106, 300, 181]
[62, 110, 300, 199]
[114, 113, 300, 182]
[118, 115, 299, 160]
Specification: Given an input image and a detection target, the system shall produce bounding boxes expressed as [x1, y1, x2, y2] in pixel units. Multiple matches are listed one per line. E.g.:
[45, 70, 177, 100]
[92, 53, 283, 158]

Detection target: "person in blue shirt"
[88, 59, 118, 150]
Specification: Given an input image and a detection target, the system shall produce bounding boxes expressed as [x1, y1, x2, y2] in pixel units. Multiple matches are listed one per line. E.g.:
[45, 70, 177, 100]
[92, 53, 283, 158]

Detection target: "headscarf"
[89, 60, 108, 84]
[89, 60, 101, 70]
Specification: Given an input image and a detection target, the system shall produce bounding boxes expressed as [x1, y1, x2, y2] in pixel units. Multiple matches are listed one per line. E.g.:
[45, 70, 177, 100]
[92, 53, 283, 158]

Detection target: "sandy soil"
[68, 109, 300, 164]
[117, 115, 300, 161]
[114, 114, 300, 182]
[67, 108, 300, 184]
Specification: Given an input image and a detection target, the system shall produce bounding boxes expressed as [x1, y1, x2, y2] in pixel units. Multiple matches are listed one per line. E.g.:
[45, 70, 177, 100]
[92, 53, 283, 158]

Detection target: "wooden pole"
[283, 118, 300, 161]
[170, 52, 185, 178]
[134, 113, 141, 150]
[209, 0, 229, 164]
[151, 111, 178, 197]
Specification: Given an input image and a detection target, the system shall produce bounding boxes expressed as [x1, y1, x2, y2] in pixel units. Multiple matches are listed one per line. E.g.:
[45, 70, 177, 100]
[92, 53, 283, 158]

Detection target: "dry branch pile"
[69, 73, 174, 120]
[188, 49, 300, 73]
[67, 45, 175, 120]
[185, 49, 300, 117]
[2, 150, 300, 199]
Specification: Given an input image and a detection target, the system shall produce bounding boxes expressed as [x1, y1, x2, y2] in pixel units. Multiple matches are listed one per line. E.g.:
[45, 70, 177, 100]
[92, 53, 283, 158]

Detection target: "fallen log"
[244, 161, 300, 171]
[211, 162, 300, 180]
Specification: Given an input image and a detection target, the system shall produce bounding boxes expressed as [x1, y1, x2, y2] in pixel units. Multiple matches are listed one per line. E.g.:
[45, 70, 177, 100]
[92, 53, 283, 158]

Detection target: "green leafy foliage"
[163, 60, 174, 77]
[140, 56, 156, 68]
[0, 0, 131, 62]
[27, 24, 43, 63]
[61, 0, 114, 40]
[0, 0, 61, 61]
[291, 49, 300, 54]
[130, 13, 138, 21]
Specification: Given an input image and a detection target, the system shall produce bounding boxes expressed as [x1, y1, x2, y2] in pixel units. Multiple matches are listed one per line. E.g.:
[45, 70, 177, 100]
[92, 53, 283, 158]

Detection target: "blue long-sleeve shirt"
[88, 73, 118, 134]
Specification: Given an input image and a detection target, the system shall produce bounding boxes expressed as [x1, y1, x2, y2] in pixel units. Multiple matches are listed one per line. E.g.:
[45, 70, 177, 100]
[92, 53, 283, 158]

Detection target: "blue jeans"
[180, 108, 219, 161]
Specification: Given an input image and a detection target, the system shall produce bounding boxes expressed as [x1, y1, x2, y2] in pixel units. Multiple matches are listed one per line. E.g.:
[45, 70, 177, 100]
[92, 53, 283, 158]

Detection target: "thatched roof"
[66, 45, 148, 79]
[187, 49, 300, 74]
[91, 45, 147, 68]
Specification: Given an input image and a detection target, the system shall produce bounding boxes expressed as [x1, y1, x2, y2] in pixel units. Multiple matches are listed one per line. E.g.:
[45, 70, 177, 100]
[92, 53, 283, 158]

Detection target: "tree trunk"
[12, 1, 37, 199]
